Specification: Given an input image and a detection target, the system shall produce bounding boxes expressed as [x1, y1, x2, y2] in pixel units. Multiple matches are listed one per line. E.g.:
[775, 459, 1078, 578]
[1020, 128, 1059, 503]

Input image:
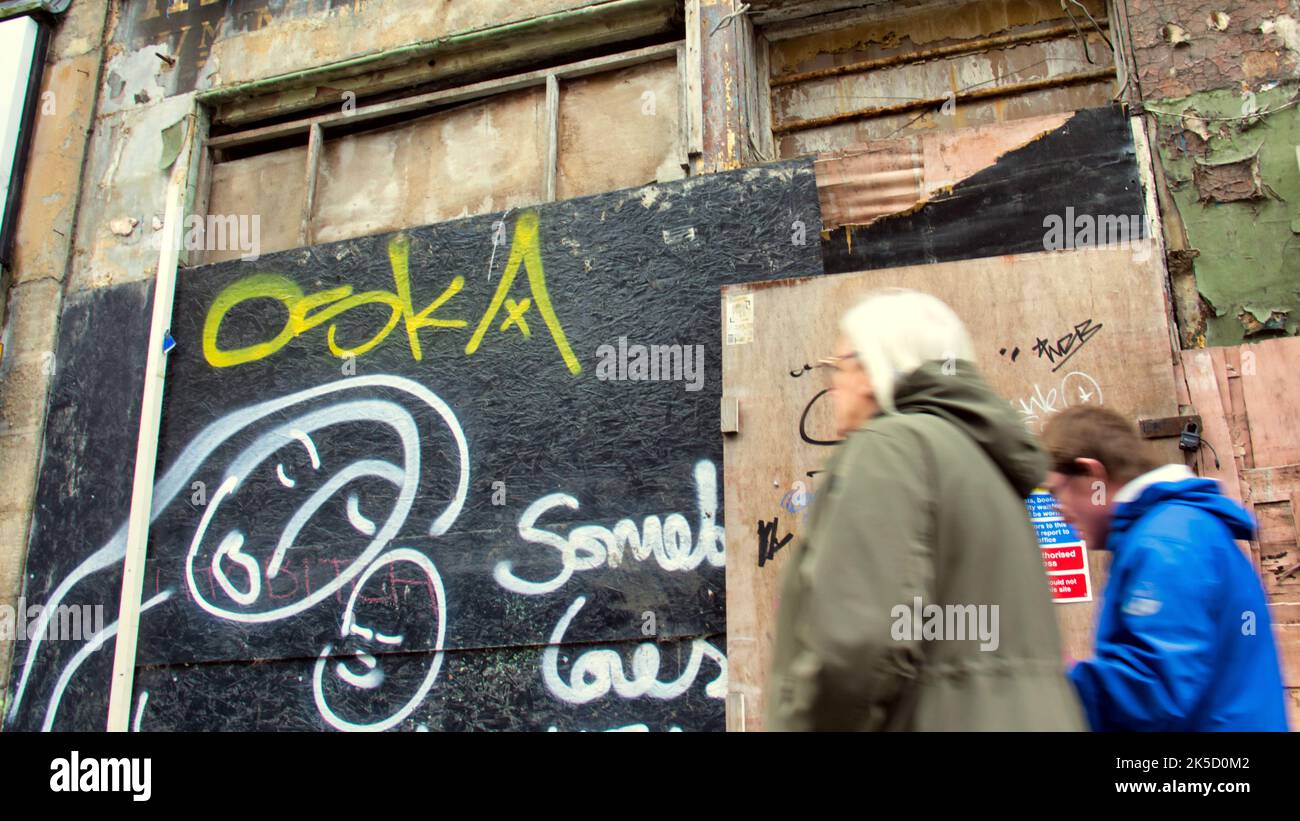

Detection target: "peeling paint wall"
[1150, 80, 1300, 345]
[1125, 0, 1300, 100]
[1126, 0, 1300, 346]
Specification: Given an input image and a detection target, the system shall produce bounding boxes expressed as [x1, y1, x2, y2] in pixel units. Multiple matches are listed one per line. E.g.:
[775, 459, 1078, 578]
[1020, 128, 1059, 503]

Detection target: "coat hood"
[889, 360, 1046, 498]
[1110, 469, 1256, 543]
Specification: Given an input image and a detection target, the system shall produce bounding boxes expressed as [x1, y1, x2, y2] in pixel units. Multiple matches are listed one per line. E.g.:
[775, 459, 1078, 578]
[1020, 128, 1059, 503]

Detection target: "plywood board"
[1181, 348, 1245, 505]
[722, 244, 1180, 731]
[1240, 337, 1300, 468]
[557, 59, 681, 199]
[206, 146, 309, 263]
[312, 87, 547, 245]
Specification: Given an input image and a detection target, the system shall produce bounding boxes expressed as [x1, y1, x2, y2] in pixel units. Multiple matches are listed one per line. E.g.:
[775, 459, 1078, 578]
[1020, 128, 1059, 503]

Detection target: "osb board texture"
[2, 279, 155, 732]
[1125, 0, 1300, 99]
[4, 160, 825, 732]
[557, 59, 681, 200]
[821, 106, 1147, 273]
[815, 110, 1074, 230]
[1149, 81, 1300, 345]
[108, 0, 615, 94]
[206, 145, 309, 264]
[312, 87, 548, 245]
[721, 245, 1179, 730]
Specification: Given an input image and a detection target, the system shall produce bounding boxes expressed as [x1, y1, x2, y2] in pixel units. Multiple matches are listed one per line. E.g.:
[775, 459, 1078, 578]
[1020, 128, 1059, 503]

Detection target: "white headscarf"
[838, 288, 976, 412]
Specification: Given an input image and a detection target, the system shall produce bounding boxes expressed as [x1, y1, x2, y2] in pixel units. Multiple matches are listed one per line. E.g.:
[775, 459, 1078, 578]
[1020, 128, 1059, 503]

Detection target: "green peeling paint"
[1151, 81, 1300, 346]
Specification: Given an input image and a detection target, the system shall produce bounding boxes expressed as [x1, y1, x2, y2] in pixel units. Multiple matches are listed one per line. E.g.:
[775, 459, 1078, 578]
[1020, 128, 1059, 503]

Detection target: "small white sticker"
[726, 293, 754, 346]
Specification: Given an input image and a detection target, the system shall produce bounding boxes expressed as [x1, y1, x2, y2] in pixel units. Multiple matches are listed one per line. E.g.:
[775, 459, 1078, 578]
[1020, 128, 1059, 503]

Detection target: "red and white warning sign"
[1027, 490, 1093, 603]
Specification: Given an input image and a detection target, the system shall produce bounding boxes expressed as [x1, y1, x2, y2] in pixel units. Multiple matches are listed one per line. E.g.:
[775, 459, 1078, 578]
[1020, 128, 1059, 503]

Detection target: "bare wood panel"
[205, 146, 309, 263]
[1254, 500, 1300, 596]
[556, 59, 682, 199]
[1278, 624, 1300, 688]
[1182, 348, 1249, 553]
[1240, 338, 1300, 468]
[722, 245, 1180, 731]
[1242, 464, 1300, 505]
[774, 40, 1115, 156]
[312, 87, 547, 245]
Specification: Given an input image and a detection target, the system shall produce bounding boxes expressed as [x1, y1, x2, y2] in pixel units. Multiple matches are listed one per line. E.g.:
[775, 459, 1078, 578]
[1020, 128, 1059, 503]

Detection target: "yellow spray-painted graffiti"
[202, 211, 581, 375]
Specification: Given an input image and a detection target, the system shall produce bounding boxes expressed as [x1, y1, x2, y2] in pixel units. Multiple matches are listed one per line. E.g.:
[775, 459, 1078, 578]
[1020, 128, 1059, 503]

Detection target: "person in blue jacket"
[1041, 405, 1288, 732]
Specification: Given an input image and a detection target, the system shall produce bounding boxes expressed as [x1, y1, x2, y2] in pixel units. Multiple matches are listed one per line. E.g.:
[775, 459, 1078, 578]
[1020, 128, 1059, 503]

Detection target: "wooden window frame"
[191, 41, 698, 265]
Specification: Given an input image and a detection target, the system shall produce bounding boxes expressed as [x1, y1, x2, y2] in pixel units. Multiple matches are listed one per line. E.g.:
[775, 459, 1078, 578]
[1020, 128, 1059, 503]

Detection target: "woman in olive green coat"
[766, 289, 1085, 731]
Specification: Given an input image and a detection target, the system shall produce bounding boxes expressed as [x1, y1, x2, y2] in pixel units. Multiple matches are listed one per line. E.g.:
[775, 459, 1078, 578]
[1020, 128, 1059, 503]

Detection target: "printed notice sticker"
[726, 293, 754, 346]
[1027, 489, 1092, 603]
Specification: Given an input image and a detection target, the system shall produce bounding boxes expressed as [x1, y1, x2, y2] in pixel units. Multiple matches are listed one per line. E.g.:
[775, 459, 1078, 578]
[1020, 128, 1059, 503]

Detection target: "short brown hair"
[1040, 406, 1157, 485]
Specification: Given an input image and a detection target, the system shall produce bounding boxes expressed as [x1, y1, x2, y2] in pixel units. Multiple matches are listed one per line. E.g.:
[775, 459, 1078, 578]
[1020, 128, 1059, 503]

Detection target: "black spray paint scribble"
[1032, 319, 1104, 373]
[757, 517, 794, 568]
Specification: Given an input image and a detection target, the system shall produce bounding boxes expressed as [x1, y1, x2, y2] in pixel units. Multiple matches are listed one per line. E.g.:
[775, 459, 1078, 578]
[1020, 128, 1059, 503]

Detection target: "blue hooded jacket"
[1069, 469, 1289, 731]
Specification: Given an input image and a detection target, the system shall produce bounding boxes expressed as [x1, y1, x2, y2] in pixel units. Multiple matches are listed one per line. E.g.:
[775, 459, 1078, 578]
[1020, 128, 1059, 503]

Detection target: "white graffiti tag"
[495, 460, 725, 595]
[494, 459, 728, 710]
[1012, 371, 1104, 433]
[544, 596, 727, 705]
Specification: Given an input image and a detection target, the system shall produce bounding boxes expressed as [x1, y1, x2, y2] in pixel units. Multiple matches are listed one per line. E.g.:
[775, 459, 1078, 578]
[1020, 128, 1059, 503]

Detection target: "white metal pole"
[105, 113, 195, 731]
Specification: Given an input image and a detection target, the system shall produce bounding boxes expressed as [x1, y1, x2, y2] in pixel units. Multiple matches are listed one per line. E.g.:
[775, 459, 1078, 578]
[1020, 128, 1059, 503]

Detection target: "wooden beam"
[545, 74, 559, 202]
[754, 33, 775, 161]
[188, 147, 214, 268]
[300, 122, 323, 247]
[684, 0, 704, 157]
[697, 0, 747, 171]
[675, 44, 691, 170]
[106, 110, 198, 732]
[1138, 414, 1202, 439]
[1242, 464, 1300, 505]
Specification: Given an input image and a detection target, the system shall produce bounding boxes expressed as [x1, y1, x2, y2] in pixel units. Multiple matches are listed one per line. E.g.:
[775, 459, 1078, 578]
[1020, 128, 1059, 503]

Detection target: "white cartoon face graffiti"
[9, 376, 469, 732]
[184, 400, 426, 622]
[313, 548, 447, 732]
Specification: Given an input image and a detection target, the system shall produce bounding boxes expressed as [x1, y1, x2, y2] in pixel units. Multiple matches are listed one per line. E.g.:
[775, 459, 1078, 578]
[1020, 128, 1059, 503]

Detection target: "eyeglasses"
[813, 352, 858, 383]
[814, 352, 858, 371]
[816, 350, 857, 366]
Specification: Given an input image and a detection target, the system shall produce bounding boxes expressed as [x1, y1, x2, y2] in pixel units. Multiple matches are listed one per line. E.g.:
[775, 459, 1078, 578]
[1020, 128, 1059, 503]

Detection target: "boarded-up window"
[312, 87, 549, 244]
[204, 46, 687, 263]
[764, 0, 1117, 158]
[557, 59, 682, 200]
[205, 147, 309, 258]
